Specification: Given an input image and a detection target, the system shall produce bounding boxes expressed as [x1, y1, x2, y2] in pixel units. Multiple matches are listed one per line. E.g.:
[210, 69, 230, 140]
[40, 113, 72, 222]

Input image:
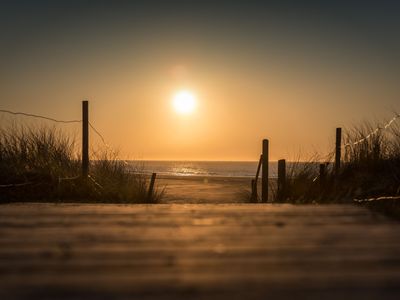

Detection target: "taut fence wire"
[309, 113, 400, 182]
[354, 195, 400, 203]
[0, 182, 34, 188]
[342, 113, 400, 149]
[0, 108, 118, 189]
[0, 109, 82, 123]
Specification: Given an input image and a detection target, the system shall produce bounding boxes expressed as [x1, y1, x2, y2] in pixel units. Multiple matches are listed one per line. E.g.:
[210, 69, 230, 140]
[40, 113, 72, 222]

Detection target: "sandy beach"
[155, 175, 274, 203]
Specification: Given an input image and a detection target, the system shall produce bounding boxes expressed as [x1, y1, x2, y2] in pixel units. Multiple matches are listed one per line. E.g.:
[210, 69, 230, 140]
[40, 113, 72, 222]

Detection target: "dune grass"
[280, 158, 324, 203]
[0, 125, 163, 203]
[278, 117, 400, 212]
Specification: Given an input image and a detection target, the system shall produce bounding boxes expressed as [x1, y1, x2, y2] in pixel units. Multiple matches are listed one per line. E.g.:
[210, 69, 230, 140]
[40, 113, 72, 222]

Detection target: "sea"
[128, 161, 280, 178]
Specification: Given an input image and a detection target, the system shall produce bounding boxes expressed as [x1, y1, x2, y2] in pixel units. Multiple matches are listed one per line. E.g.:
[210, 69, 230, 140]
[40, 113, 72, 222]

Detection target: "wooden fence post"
[277, 159, 286, 202]
[262, 139, 269, 203]
[147, 173, 157, 201]
[251, 154, 263, 202]
[82, 100, 89, 178]
[335, 127, 342, 175]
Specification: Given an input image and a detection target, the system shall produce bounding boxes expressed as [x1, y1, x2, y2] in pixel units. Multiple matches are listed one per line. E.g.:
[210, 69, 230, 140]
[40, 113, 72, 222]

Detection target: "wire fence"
[3, 108, 398, 157]
[354, 195, 400, 203]
[1, 108, 400, 201]
[89, 121, 129, 166]
[0, 182, 34, 188]
[0, 109, 82, 123]
[0, 108, 138, 191]
[342, 113, 400, 149]
[0, 108, 115, 189]
[307, 112, 400, 183]
[318, 112, 400, 202]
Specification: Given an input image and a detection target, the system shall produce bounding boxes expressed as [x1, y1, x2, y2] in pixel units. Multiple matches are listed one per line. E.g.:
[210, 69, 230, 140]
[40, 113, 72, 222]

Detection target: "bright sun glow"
[172, 90, 197, 115]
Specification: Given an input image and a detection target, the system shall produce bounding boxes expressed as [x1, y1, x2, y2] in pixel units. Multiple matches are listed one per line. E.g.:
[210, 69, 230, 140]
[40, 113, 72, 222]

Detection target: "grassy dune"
[277, 116, 400, 216]
[0, 125, 162, 203]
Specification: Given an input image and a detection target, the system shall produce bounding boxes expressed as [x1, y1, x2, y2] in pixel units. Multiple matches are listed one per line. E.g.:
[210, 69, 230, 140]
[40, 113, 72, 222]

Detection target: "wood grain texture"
[0, 203, 399, 299]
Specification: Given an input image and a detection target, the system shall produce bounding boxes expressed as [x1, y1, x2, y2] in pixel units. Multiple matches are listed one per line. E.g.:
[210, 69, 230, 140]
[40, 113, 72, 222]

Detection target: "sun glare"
[172, 90, 197, 115]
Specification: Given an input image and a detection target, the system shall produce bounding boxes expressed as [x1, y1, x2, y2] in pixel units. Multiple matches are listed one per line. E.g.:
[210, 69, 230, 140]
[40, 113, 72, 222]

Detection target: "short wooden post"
[262, 139, 269, 203]
[335, 127, 342, 175]
[147, 173, 157, 200]
[251, 154, 262, 202]
[277, 159, 286, 202]
[82, 100, 89, 178]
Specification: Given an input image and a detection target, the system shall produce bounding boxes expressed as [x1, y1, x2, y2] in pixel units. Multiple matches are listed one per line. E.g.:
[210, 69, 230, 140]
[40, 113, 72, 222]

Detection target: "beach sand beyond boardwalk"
[156, 175, 274, 203]
[157, 176, 255, 203]
[1, 203, 400, 299]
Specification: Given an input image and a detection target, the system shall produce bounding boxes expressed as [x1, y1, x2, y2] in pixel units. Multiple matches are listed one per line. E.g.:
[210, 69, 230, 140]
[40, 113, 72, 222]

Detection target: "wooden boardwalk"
[1, 203, 400, 299]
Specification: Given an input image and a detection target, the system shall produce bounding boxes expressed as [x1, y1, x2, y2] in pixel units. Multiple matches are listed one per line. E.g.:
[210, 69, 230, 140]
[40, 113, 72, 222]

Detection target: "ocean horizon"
[124, 160, 316, 178]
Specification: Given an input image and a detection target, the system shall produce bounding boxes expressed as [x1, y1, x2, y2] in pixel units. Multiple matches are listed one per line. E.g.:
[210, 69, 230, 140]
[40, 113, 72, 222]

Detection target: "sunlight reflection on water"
[129, 161, 280, 178]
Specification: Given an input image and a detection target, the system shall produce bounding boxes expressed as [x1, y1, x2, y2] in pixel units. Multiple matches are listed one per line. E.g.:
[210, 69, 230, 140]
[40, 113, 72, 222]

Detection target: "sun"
[172, 90, 197, 115]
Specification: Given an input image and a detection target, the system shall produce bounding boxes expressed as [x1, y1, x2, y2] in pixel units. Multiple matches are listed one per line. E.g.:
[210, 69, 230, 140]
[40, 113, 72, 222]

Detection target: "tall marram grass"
[280, 118, 400, 204]
[0, 125, 162, 203]
[282, 157, 326, 203]
[339, 122, 400, 199]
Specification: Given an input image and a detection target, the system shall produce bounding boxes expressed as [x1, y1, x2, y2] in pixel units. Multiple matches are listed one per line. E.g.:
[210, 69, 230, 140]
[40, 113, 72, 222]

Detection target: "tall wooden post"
[335, 127, 342, 175]
[262, 139, 269, 203]
[277, 159, 286, 202]
[82, 100, 89, 178]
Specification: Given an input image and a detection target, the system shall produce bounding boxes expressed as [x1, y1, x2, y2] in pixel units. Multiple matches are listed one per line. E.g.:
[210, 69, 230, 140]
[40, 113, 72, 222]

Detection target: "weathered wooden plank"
[0, 203, 399, 300]
[0, 203, 377, 214]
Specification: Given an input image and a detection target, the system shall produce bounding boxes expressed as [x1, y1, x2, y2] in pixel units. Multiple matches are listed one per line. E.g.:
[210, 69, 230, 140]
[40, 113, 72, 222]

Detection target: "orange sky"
[1, 2, 399, 161]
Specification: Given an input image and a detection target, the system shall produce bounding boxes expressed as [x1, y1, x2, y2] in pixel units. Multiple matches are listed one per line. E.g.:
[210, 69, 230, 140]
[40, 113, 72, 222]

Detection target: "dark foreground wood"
[0, 203, 400, 300]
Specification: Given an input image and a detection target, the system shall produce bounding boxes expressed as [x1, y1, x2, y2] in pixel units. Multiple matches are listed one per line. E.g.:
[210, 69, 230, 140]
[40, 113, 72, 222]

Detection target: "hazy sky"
[1, 1, 399, 161]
